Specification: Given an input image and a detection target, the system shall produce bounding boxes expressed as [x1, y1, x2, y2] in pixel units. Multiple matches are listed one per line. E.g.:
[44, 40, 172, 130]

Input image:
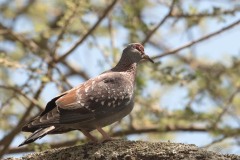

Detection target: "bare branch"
[91, 35, 111, 64]
[14, 0, 36, 17]
[203, 135, 228, 148]
[7, 139, 80, 154]
[61, 60, 90, 80]
[52, 1, 80, 57]
[211, 87, 240, 128]
[142, 0, 176, 45]
[0, 83, 46, 158]
[0, 85, 43, 110]
[55, 0, 118, 63]
[152, 19, 240, 60]
[0, 23, 39, 53]
[170, 8, 240, 18]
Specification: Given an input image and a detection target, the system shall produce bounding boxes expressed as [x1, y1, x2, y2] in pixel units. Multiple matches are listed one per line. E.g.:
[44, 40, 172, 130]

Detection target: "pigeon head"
[122, 43, 154, 64]
[112, 43, 154, 72]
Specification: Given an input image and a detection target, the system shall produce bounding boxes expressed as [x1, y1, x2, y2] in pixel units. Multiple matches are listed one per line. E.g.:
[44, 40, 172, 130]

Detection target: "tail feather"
[19, 126, 55, 147]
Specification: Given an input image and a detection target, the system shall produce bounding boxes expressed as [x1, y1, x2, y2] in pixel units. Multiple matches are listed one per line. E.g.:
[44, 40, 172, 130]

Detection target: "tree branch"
[142, 0, 176, 45]
[52, 1, 80, 57]
[0, 85, 43, 110]
[55, 0, 118, 63]
[211, 87, 240, 128]
[170, 8, 240, 18]
[0, 83, 46, 158]
[152, 19, 240, 60]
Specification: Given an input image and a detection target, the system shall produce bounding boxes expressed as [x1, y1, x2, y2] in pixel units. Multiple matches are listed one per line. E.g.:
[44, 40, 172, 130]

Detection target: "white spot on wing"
[126, 100, 131, 105]
[77, 94, 82, 100]
[85, 86, 90, 92]
[101, 101, 105, 106]
[95, 99, 99, 102]
[108, 102, 111, 106]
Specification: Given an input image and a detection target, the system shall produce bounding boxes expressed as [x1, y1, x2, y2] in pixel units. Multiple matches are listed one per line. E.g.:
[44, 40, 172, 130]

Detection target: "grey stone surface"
[5, 140, 240, 160]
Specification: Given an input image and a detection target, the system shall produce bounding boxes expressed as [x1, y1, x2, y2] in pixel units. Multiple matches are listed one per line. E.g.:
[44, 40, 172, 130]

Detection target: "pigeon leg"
[96, 127, 112, 142]
[81, 130, 98, 142]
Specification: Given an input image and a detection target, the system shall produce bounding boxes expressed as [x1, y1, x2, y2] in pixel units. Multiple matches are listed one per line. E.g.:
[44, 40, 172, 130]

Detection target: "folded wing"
[22, 72, 132, 131]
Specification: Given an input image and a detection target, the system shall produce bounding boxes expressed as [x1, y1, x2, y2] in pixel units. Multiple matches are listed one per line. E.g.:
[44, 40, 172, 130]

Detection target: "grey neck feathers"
[111, 56, 138, 73]
[111, 62, 137, 85]
[111, 60, 137, 86]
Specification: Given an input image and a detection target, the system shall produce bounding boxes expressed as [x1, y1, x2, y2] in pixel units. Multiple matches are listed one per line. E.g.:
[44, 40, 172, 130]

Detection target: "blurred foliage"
[0, 0, 240, 157]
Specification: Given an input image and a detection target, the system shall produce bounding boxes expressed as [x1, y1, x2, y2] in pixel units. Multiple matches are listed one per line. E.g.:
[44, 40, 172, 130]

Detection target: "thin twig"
[52, 1, 80, 56]
[61, 60, 90, 80]
[0, 85, 42, 110]
[142, 0, 176, 45]
[91, 35, 111, 64]
[0, 82, 46, 158]
[170, 8, 240, 18]
[108, 14, 117, 63]
[54, 66, 73, 91]
[152, 19, 240, 60]
[0, 23, 39, 53]
[203, 135, 228, 148]
[211, 87, 240, 128]
[0, 94, 16, 111]
[55, 0, 118, 63]
[7, 139, 81, 154]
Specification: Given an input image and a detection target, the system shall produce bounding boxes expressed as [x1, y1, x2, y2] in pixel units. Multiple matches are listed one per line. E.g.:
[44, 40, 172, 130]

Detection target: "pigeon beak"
[142, 54, 154, 63]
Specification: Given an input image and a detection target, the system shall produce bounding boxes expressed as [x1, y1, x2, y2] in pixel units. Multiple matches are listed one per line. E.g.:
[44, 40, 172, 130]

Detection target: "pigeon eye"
[134, 44, 144, 55]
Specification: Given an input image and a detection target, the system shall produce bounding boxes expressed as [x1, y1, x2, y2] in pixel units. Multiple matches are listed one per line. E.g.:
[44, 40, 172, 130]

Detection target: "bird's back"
[22, 71, 135, 132]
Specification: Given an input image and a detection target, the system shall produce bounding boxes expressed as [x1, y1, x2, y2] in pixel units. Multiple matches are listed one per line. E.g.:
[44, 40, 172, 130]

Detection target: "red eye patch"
[134, 44, 145, 54]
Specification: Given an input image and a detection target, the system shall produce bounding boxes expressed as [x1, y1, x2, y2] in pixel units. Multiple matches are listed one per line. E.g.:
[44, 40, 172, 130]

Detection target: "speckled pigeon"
[19, 43, 154, 146]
